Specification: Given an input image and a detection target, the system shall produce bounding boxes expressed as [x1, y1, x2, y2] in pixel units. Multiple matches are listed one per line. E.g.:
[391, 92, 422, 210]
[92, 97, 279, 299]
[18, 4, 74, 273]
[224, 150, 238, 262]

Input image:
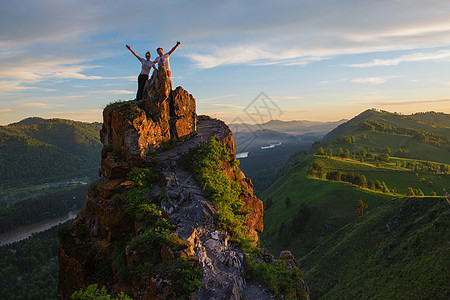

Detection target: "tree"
[375, 180, 382, 190]
[291, 203, 312, 233]
[326, 170, 342, 181]
[415, 189, 424, 196]
[381, 182, 390, 193]
[344, 149, 350, 158]
[406, 187, 415, 196]
[327, 148, 333, 157]
[338, 148, 344, 157]
[285, 197, 292, 208]
[358, 175, 367, 188]
[265, 198, 273, 211]
[360, 149, 367, 157]
[354, 199, 368, 216]
[316, 146, 325, 155]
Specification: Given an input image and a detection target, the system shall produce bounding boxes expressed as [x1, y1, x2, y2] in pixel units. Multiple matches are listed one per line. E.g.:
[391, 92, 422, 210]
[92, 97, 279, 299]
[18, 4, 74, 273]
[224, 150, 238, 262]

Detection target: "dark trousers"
[136, 73, 149, 100]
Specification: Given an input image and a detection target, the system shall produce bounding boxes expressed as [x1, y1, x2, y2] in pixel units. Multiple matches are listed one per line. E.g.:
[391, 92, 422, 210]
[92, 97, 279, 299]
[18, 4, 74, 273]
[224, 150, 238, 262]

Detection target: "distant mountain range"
[230, 118, 347, 137]
[0, 117, 102, 188]
[229, 119, 347, 195]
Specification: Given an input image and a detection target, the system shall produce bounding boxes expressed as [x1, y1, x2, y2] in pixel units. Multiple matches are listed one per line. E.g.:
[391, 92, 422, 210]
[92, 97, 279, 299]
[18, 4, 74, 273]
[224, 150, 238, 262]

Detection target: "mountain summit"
[58, 66, 309, 299]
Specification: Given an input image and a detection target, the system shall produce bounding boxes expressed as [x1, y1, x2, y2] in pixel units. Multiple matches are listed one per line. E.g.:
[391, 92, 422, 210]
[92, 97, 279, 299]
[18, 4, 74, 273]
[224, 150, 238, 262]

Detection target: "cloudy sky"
[1, 0, 450, 125]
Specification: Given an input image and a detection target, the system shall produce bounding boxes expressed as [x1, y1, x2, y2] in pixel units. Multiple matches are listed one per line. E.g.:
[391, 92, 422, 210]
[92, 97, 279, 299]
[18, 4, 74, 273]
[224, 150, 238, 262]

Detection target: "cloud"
[210, 103, 246, 110]
[321, 78, 349, 84]
[3, 1, 450, 72]
[0, 57, 105, 82]
[349, 49, 450, 68]
[271, 96, 304, 100]
[352, 77, 387, 85]
[364, 98, 450, 106]
[19, 102, 52, 108]
[187, 45, 328, 69]
[89, 90, 135, 95]
[197, 94, 237, 102]
[0, 108, 12, 113]
[182, 1, 450, 68]
[48, 109, 103, 122]
[0, 80, 56, 93]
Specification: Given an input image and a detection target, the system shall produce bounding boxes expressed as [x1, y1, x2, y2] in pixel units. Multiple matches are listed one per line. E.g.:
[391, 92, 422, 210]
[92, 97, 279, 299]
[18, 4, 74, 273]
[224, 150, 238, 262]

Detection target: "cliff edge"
[58, 66, 308, 299]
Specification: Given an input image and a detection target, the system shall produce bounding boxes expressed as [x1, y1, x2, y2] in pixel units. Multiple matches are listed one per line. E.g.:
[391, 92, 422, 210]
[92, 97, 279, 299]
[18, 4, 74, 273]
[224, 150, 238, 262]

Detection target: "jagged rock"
[58, 80, 306, 299]
[100, 68, 197, 170]
[170, 87, 198, 139]
[100, 152, 130, 180]
[58, 245, 86, 296]
[145, 63, 172, 100]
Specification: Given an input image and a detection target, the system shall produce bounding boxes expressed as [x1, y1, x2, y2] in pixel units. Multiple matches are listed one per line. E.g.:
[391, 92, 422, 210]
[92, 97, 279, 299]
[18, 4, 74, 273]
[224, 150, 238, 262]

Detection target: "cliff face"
[58, 67, 270, 299]
[100, 67, 197, 167]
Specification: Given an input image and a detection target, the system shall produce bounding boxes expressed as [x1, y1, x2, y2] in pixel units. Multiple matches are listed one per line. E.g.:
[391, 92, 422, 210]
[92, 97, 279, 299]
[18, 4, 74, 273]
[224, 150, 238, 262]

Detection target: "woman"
[126, 44, 156, 101]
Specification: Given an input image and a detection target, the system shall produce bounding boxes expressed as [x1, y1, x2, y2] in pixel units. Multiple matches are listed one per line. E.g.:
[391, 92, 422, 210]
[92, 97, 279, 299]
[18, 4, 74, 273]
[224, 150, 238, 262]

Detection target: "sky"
[1, 0, 450, 125]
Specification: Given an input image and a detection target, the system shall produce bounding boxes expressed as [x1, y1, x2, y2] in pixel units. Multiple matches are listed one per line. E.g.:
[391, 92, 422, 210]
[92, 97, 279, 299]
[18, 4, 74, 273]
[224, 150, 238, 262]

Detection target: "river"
[0, 211, 79, 247]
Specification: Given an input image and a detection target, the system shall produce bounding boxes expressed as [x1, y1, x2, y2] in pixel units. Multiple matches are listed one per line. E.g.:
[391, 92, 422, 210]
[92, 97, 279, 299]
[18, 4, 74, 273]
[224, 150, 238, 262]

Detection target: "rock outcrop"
[58, 68, 307, 299]
[100, 65, 196, 170]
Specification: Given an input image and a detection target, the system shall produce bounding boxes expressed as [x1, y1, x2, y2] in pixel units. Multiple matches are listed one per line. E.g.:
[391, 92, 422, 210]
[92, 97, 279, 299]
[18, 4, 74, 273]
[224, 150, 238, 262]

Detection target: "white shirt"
[139, 58, 153, 75]
[154, 53, 171, 71]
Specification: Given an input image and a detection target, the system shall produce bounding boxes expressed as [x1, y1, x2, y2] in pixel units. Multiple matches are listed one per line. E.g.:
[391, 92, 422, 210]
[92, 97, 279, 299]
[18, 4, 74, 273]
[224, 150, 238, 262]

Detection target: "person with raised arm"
[154, 41, 181, 89]
[126, 44, 156, 101]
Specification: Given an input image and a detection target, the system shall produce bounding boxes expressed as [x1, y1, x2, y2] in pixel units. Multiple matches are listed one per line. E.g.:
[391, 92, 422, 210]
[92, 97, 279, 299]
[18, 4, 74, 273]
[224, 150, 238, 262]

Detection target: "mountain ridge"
[58, 66, 309, 300]
[0, 118, 102, 188]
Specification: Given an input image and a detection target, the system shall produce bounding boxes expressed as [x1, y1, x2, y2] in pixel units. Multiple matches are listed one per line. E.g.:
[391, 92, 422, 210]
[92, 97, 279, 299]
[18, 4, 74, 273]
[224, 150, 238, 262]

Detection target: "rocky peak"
[100, 65, 196, 178]
[58, 73, 308, 299]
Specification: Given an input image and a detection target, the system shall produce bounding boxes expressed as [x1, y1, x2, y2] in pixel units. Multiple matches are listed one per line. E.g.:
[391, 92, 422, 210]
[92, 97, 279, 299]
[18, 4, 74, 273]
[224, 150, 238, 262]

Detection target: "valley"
[0, 110, 448, 299]
[244, 110, 449, 299]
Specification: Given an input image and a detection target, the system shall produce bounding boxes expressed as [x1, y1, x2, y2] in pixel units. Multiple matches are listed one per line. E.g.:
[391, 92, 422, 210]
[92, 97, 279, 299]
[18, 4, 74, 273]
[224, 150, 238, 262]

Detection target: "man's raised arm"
[167, 41, 181, 56]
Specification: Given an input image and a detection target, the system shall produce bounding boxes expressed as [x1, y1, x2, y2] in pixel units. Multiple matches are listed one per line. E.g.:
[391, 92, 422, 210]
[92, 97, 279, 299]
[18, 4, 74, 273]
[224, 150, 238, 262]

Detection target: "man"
[126, 44, 156, 101]
[154, 41, 181, 89]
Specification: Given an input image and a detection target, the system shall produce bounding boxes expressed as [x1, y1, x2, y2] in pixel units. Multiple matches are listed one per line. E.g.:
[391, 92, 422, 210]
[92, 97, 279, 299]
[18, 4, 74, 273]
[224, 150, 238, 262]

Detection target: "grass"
[261, 165, 393, 257]
[260, 110, 450, 298]
[311, 155, 449, 195]
[301, 197, 449, 299]
[260, 149, 448, 256]
[186, 136, 250, 244]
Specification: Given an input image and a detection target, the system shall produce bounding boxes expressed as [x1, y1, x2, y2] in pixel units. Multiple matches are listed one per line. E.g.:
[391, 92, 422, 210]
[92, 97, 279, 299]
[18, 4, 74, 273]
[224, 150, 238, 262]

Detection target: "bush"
[71, 284, 131, 300]
[245, 257, 306, 299]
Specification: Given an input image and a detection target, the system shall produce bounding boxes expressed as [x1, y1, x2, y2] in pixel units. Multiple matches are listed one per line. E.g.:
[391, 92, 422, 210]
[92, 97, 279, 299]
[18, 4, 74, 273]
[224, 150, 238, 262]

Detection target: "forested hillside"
[0, 118, 102, 188]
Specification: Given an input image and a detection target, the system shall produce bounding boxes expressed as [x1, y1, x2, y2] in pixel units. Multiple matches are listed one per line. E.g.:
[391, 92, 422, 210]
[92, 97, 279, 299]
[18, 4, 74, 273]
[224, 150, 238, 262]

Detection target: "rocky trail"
[153, 116, 271, 299]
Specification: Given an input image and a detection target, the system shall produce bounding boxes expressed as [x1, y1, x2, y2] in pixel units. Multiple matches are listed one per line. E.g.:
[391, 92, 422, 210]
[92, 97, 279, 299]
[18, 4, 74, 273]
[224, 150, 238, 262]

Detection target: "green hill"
[0, 118, 102, 188]
[320, 109, 450, 164]
[260, 109, 450, 298]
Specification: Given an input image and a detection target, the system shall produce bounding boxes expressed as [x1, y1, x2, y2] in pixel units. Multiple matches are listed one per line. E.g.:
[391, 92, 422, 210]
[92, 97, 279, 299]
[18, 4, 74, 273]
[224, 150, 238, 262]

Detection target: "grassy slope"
[261, 154, 449, 299]
[321, 110, 450, 164]
[312, 155, 449, 195]
[301, 196, 449, 299]
[260, 154, 394, 257]
[260, 110, 449, 298]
